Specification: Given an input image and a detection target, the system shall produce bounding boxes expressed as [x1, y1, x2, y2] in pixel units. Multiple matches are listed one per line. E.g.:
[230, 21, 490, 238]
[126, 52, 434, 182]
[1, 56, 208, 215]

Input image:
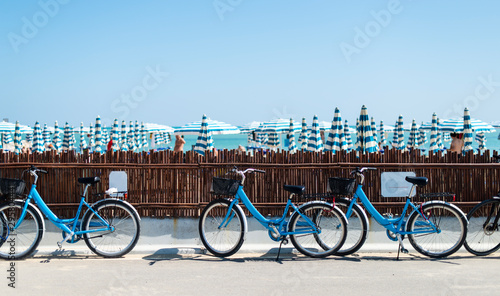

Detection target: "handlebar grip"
[255, 169, 266, 174]
[39, 169, 48, 174]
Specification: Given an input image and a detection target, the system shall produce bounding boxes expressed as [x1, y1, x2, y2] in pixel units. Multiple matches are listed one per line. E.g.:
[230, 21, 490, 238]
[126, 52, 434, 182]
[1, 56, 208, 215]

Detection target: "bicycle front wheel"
[407, 202, 467, 258]
[0, 201, 44, 260]
[464, 199, 500, 256]
[82, 200, 140, 258]
[289, 202, 347, 258]
[199, 199, 245, 257]
[332, 199, 369, 256]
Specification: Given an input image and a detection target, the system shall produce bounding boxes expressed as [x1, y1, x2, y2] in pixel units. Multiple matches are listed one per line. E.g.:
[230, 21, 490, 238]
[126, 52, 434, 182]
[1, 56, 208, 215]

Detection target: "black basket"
[0, 178, 26, 197]
[211, 178, 240, 196]
[327, 177, 356, 195]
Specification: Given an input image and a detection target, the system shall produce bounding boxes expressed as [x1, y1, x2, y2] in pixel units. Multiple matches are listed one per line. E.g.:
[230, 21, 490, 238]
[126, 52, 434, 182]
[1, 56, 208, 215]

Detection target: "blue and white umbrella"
[379, 120, 387, 146]
[101, 125, 110, 149]
[62, 122, 71, 151]
[439, 117, 496, 133]
[267, 132, 281, 150]
[42, 124, 51, 148]
[154, 132, 164, 147]
[32, 121, 44, 153]
[111, 119, 120, 151]
[14, 121, 22, 154]
[134, 121, 141, 149]
[325, 108, 346, 153]
[142, 123, 175, 134]
[193, 114, 214, 156]
[176, 118, 240, 135]
[88, 124, 95, 152]
[94, 116, 102, 153]
[370, 117, 378, 143]
[288, 118, 297, 153]
[163, 132, 171, 144]
[392, 120, 399, 148]
[121, 121, 128, 151]
[307, 115, 323, 152]
[443, 132, 451, 142]
[344, 119, 353, 152]
[69, 126, 76, 151]
[418, 122, 428, 147]
[356, 105, 377, 153]
[475, 132, 486, 151]
[2, 132, 13, 146]
[141, 122, 148, 149]
[298, 118, 309, 150]
[128, 121, 136, 151]
[429, 113, 439, 153]
[26, 132, 33, 147]
[396, 115, 406, 150]
[463, 108, 473, 152]
[80, 122, 88, 151]
[406, 119, 420, 150]
[256, 118, 300, 134]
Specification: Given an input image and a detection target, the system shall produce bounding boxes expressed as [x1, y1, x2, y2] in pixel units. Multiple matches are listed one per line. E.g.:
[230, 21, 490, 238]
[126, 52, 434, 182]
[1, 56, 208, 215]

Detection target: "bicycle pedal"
[400, 247, 409, 254]
[57, 242, 62, 250]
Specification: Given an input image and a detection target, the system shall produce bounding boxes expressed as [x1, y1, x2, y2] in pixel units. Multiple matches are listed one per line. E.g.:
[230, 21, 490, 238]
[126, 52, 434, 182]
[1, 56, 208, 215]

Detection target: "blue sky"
[1, 0, 499, 128]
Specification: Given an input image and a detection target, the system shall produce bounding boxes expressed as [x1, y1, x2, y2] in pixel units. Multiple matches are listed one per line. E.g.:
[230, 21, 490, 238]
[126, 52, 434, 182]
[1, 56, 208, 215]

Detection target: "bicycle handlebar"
[350, 167, 377, 175]
[230, 167, 265, 184]
[29, 165, 47, 174]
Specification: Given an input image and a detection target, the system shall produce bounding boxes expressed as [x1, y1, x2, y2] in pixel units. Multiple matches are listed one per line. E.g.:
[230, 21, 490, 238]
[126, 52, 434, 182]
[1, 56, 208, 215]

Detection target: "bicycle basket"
[0, 178, 26, 197]
[211, 178, 240, 196]
[327, 177, 356, 195]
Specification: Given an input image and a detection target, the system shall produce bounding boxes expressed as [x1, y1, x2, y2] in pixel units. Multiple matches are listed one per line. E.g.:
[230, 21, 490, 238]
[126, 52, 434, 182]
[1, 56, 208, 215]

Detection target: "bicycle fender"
[84, 198, 141, 221]
[420, 200, 468, 224]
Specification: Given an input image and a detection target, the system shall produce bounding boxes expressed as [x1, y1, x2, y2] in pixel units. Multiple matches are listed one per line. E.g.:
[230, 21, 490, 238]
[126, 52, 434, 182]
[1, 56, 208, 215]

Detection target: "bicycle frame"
[223, 185, 320, 236]
[16, 183, 113, 238]
[348, 184, 438, 236]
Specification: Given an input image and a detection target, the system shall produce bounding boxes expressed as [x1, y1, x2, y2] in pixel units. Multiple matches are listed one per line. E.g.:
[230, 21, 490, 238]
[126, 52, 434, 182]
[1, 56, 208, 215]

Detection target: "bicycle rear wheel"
[407, 202, 467, 258]
[0, 201, 44, 260]
[464, 198, 500, 256]
[332, 199, 368, 256]
[289, 202, 347, 258]
[82, 200, 140, 258]
[199, 198, 245, 257]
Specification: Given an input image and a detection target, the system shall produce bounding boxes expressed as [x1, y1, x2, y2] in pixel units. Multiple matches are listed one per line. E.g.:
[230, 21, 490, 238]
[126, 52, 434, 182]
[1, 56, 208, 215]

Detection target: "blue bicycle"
[329, 167, 468, 258]
[198, 167, 348, 258]
[0, 166, 140, 259]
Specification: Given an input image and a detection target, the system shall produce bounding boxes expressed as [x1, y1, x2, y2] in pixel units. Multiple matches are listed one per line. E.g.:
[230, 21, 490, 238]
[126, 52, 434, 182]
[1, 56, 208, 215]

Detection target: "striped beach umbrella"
[392, 120, 398, 148]
[475, 132, 486, 151]
[88, 124, 95, 152]
[325, 108, 346, 153]
[370, 117, 378, 143]
[141, 122, 149, 149]
[111, 119, 120, 151]
[134, 121, 141, 149]
[256, 118, 300, 134]
[154, 132, 164, 148]
[396, 115, 406, 150]
[298, 118, 309, 150]
[2, 132, 13, 146]
[42, 124, 51, 148]
[62, 122, 71, 151]
[288, 118, 297, 153]
[267, 132, 281, 149]
[379, 121, 387, 146]
[439, 117, 496, 133]
[193, 114, 214, 156]
[429, 113, 439, 153]
[14, 121, 22, 154]
[69, 126, 76, 151]
[463, 108, 473, 152]
[163, 132, 171, 144]
[307, 115, 323, 152]
[128, 121, 136, 151]
[176, 118, 240, 135]
[79, 122, 88, 151]
[443, 132, 451, 142]
[32, 121, 44, 153]
[121, 121, 128, 151]
[406, 119, 420, 149]
[26, 132, 33, 147]
[356, 105, 377, 153]
[53, 121, 62, 152]
[94, 116, 102, 153]
[344, 119, 353, 152]
[418, 122, 428, 147]
[102, 125, 110, 149]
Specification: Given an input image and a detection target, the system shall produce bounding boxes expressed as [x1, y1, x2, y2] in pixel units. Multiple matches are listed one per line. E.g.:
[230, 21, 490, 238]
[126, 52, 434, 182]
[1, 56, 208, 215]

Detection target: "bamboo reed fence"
[0, 148, 499, 218]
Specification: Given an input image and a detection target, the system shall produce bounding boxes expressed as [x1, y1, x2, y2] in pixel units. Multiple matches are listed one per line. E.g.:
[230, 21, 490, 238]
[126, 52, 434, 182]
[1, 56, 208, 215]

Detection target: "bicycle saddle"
[77, 177, 101, 185]
[405, 176, 428, 186]
[283, 185, 305, 195]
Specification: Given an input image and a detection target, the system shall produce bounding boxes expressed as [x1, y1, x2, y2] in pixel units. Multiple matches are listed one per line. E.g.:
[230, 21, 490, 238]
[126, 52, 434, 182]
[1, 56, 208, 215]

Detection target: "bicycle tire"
[331, 199, 369, 256]
[464, 198, 500, 256]
[82, 199, 140, 258]
[199, 198, 245, 257]
[289, 202, 347, 258]
[407, 201, 467, 258]
[0, 200, 44, 260]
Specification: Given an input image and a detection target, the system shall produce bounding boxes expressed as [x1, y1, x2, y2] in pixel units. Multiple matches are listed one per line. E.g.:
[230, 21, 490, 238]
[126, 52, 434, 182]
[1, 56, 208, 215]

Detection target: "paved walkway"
[2, 252, 500, 295]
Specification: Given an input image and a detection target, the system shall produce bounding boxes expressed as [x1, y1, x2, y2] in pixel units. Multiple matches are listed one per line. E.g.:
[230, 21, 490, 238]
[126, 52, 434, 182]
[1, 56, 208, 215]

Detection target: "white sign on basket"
[381, 172, 416, 198]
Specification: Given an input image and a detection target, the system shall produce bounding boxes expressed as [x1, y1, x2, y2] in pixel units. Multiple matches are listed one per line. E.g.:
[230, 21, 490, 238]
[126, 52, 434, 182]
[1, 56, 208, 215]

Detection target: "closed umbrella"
[62, 122, 71, 151]
[193, 114, 214, 156]
[26, 132, 33, 147]
[141, 122, 149, 149]
[298, 118, 309, 150]
[406, 119, 420, 149]
[52, 121, 62, 152]
[110, 119, 120, 151]
[370, 117, 378, 143]
[288, 118, 297, 153]
[94, 116, 102, 153]
[134, 121, 141, 149]
[69, 126, 76, 151]
[79, 122, 88, 151]
[418, 123, 428, 147]
[475, 132, 486, 151]
[429, 113, 439, 153]
[101, 125, 110, 149]
[463, 108, 473, 152]
[14, 121, 22, 154]
[128, 121, 136, 151]
[307, 115, 323, 152]
[344, 119, 353, 152]
[120, 121, 128, 151]
[396, 115, 406, 150]
[325, 107, 346, 153]
[356, 105, 377, 153]
[32, 121, 44, 153]
[42, 124, 51, 148]
[379, 121, 387, 146]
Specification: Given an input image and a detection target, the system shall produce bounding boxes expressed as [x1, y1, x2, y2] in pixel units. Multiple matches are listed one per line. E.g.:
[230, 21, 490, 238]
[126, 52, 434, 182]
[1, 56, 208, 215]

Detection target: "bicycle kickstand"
[276, 237, 288, 262]
[396, 234, 409, 260]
